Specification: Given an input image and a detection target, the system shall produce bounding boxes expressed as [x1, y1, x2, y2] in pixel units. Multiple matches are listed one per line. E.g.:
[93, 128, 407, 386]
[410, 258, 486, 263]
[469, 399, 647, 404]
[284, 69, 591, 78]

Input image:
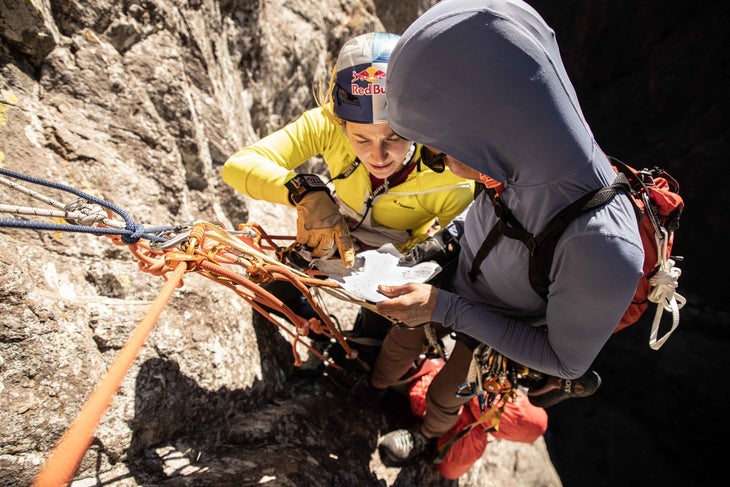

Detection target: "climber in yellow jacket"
[222, 31, 474, 339]
[222, 32, 474, 266]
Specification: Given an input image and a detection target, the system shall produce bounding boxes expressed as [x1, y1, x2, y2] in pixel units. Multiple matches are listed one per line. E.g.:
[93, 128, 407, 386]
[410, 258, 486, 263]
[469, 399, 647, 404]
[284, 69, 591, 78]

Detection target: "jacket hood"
[387, 0, 604, 185]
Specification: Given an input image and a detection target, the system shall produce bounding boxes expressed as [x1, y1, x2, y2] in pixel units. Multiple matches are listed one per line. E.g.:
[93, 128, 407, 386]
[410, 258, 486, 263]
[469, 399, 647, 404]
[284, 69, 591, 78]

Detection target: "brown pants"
[370, 324, 475, 438]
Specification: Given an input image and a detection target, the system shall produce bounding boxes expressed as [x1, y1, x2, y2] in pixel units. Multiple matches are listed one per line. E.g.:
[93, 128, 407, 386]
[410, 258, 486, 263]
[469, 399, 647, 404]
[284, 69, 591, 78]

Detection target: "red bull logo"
[351, 83, 386, 96]
[351, 66, 387, 96]
[351, 66, 387, 83]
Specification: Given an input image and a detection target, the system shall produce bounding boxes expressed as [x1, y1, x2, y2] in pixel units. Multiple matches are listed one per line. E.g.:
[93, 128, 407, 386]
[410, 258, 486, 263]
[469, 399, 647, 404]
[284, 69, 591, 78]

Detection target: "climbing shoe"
[326, 367, 387, 409]
[528, 369, 602, 408]
[378, 425, 432, 465]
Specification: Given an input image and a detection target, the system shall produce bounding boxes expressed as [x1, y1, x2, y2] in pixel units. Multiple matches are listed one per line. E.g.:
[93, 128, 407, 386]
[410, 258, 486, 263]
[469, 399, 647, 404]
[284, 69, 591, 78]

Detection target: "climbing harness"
[436, 344, 542, 462]
[457, 345, 522, 412]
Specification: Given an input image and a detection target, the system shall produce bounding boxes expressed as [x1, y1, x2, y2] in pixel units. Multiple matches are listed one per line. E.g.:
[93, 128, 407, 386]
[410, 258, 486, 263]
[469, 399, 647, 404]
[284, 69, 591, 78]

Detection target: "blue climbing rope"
[0, 167, 172, 243]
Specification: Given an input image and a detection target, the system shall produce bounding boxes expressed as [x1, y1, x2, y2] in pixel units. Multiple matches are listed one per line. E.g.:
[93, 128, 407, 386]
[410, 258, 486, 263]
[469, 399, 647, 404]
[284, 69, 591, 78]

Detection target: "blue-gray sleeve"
[444, 201, 470, 239]
[432, 233, 644, 378]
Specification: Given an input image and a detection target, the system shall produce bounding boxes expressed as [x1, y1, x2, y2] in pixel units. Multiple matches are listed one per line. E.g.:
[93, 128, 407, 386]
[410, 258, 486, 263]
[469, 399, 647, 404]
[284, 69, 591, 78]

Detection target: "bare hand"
[375, 282, 439, 326]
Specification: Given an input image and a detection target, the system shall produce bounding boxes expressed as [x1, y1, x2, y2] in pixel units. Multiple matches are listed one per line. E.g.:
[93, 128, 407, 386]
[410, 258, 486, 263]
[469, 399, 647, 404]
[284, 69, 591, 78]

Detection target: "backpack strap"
[468, 186, 533, 282]
[468, 174, 631, 300]
[529, 175, 630, 299]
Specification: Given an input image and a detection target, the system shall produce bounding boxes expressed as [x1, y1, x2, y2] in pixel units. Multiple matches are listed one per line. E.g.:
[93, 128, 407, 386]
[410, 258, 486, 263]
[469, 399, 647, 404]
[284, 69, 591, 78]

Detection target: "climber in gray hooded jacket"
[370, 0, 645, 466]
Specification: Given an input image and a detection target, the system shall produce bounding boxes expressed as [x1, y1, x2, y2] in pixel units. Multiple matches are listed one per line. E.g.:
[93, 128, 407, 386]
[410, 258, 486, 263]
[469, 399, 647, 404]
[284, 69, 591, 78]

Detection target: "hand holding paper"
[313, 243, 441, 304]
[375, 282, 440, 326]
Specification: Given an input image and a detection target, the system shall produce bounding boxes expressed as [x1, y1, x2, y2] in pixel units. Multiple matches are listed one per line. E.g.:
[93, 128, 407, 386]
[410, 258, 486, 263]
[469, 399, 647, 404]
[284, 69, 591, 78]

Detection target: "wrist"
[285, 174, 331, 205]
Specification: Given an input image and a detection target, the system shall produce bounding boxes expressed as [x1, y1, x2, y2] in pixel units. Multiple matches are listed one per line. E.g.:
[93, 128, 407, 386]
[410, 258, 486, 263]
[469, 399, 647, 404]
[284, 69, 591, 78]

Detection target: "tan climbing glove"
[286, 174, 355, 267]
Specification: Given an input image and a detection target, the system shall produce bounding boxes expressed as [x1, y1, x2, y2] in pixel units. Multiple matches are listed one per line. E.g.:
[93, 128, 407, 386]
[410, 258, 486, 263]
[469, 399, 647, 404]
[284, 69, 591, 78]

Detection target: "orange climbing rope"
[34, 222, 355, 487]
[33, 261, 189, 487]
[118, 220, 357, 364]
[1, 170, 361, 486]
[29, 220, 357, 486]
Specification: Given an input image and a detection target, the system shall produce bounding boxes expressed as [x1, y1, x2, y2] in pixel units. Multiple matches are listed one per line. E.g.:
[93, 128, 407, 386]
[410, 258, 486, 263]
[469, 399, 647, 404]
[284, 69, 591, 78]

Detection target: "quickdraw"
[0, 167, 358, 486]
[0, 167, 357, 365]
[437, 345, 542, 462]
[457, 345, 522, 412]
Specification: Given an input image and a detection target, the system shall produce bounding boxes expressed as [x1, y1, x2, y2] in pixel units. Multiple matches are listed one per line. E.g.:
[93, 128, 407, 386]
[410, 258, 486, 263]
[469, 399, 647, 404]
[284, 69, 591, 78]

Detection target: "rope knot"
[647, 257, 686, 350]
[648, 258, 685, 310]
[121, 221, 145, 244]
[64, 199, 108, 226]
[246, 264, 272, 283]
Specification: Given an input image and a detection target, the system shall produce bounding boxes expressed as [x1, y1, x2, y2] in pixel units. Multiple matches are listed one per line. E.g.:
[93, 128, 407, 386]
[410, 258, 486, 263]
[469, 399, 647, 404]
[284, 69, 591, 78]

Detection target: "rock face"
[0, 1, 562, 486]
[2, 0, 728, 486]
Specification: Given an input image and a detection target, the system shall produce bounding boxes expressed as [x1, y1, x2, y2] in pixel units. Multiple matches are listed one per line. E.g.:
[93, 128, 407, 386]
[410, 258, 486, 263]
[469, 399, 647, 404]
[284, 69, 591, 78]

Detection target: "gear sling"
[468, 157, 686, 350]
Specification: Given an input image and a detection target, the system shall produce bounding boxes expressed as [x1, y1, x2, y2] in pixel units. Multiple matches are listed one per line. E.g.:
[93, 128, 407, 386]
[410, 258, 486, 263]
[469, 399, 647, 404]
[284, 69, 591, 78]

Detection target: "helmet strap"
[401, 143, 416, 166]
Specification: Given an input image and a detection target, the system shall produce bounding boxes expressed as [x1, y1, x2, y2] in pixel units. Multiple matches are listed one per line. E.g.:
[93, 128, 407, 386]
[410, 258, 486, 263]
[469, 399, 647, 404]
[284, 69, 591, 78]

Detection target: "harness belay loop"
[647, 228, 686, 350]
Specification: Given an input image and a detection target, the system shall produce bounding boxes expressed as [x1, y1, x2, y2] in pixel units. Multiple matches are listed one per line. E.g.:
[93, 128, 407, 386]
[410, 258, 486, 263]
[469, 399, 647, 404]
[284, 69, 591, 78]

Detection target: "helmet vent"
[337, 85, 360, 106]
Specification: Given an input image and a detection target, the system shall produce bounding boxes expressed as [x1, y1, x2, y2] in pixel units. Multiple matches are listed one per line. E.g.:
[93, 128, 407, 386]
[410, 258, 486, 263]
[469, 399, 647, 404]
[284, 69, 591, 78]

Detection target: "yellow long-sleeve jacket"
[222, 107, 474, 251]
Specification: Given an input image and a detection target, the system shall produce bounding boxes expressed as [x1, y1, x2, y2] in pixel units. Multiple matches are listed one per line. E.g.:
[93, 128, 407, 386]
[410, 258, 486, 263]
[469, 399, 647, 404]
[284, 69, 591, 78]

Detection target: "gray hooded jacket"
[387, 0, 644, 378]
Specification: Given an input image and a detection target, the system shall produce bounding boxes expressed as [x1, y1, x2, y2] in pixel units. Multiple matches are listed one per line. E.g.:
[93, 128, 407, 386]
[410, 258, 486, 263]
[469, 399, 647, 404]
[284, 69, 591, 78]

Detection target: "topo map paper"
[313, 243, 442, 304]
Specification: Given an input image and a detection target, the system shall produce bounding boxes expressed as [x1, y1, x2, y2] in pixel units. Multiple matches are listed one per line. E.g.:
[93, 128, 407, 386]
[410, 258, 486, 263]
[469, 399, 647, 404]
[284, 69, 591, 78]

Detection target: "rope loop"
[646, 229, 686, 350]
[647, 256, 686, 350]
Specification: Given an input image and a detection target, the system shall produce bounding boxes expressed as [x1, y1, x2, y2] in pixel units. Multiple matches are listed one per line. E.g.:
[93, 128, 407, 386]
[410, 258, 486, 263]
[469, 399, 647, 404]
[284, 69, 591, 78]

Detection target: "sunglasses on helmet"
[420, 146, 447, 173]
